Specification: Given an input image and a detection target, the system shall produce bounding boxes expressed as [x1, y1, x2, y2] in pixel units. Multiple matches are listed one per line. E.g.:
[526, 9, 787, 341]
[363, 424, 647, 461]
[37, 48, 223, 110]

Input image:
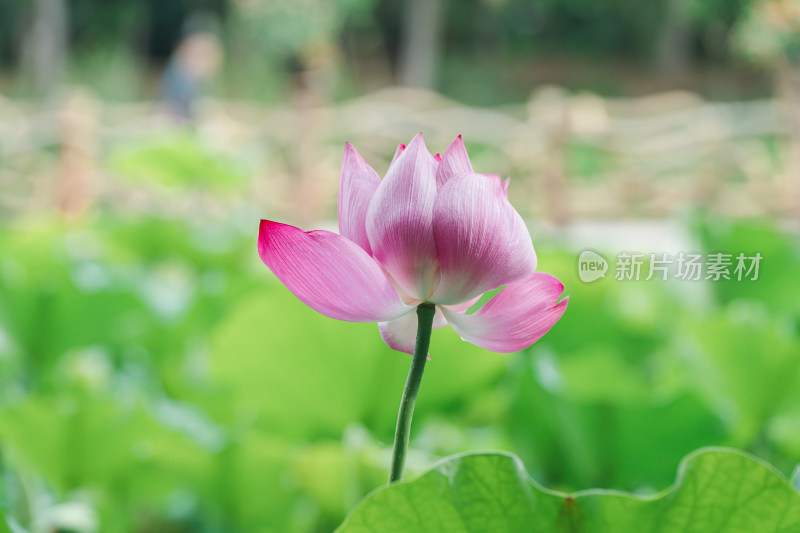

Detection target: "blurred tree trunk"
[22, 0, 69, 98]
[398, 0, 443, 89]
[776, 62, 800, 219]
[56, 89, 97, 217]
[654, 0, 692, 80]
[536, 88, 570, 227]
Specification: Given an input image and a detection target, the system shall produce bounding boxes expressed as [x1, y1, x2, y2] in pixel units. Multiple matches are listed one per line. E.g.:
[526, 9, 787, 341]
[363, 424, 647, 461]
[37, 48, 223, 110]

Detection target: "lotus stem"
[388, 302, 436, 484]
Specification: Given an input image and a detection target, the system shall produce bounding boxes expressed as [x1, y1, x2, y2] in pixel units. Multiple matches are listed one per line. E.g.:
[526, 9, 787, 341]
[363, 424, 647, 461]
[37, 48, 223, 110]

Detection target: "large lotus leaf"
[338, 449, 800, 532]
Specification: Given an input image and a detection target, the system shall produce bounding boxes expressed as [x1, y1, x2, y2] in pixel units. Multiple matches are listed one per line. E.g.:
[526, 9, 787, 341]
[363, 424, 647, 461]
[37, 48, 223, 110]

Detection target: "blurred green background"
[1, 0, 800, 532]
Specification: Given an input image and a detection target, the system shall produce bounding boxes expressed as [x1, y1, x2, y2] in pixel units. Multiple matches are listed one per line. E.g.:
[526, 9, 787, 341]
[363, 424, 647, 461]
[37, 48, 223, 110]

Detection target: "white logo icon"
[578, 250, 608, 283]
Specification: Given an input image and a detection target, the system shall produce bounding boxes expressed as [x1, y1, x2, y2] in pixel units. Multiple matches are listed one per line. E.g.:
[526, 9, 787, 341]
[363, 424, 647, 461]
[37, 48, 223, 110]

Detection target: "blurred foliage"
[0, 0, 771, 101]
[229, 0, 375, 62]
[109, 133, 251, 192]
[733, 0, 800, 65]
[0, 184, 799, 531]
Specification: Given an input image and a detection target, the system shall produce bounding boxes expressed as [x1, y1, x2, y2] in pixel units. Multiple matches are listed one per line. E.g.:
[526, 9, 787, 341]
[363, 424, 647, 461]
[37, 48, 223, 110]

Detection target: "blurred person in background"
[159, 16, 223, 122]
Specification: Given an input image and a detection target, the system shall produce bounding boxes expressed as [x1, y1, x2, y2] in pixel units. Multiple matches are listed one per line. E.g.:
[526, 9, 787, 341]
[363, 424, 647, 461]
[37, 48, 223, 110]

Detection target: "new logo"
[578, 249, 608, 283]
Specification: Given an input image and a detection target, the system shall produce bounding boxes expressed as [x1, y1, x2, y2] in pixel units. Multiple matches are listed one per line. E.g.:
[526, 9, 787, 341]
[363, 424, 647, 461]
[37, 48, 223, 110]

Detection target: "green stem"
[388, 303, 436, 484]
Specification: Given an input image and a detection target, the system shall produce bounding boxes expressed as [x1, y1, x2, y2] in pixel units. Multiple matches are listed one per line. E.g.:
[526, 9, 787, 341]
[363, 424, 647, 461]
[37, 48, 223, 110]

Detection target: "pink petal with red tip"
[366, 134, 440, 299]
[436, 135, 473, 189]
[339, 143, 381, 255]
[390, 143, 406, 165]
[258, 220, 411, 322]
[441, 273, 568, 353]
[431, 173, 537, 305]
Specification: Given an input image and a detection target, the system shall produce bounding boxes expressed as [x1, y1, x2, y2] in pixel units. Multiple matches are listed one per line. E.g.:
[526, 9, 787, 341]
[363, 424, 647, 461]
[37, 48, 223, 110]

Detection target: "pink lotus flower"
[258, 134, 567, 354]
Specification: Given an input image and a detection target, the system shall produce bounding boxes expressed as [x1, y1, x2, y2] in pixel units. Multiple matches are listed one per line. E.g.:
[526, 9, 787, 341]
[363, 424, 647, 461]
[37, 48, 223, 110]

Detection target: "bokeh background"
[1, 1, 800, 532]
